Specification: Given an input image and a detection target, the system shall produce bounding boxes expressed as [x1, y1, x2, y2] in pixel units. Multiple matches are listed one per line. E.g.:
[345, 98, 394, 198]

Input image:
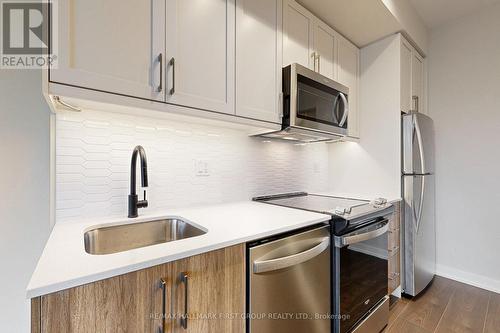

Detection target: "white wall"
[55, 110, 332, 222]
[381, 0, 428, 55]
[0, 70, 51, 331]
[429, 3, 500, 292]
[328, 34, 401, 200]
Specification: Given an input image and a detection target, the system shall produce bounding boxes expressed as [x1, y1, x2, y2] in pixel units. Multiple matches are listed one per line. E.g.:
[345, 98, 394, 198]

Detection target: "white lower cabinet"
[235, 0, 282, 123]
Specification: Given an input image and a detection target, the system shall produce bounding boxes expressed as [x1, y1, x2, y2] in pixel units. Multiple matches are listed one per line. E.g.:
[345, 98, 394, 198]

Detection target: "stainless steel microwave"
[254, 63, 349, 142]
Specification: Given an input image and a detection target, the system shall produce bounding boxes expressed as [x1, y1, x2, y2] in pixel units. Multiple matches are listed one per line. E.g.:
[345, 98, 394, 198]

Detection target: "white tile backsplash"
[55, 110, 331, 222]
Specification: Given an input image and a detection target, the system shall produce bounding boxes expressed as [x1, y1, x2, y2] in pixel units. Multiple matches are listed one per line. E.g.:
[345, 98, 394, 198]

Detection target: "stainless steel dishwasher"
[247, 224, 331, 333]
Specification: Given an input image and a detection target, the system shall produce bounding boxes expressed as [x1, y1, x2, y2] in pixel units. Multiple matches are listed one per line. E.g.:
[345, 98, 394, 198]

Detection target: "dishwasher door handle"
[253, 237, 330, 274]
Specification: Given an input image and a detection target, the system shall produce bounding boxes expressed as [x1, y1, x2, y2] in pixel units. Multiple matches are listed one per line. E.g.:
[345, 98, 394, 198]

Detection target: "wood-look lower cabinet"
[31, 245, 245, 333]
[171, 245, 245, 333]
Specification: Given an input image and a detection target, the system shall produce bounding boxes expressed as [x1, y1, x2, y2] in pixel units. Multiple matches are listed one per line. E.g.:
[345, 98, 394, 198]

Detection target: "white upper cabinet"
[282, 0, 315, 69]
[313, 20, 336, 80]
[337, 37, 360, 138]
[51, 0, 165, 101]
[400, 39, 413, 113]
[166, 0, 235, 115]
[400, 36, 426, 115]
[283, 0, 360, 138]
[235, 0, 282, 123]
[412, 52, 425, 114]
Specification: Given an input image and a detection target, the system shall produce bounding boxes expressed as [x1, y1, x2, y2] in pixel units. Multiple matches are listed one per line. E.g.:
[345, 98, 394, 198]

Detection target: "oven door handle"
[334, 219, 389, 247]
[253, 237, 330, 274]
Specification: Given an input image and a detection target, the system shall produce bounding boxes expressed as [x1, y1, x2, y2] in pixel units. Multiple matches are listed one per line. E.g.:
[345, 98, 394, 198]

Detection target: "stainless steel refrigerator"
[402, 112, 436, 297]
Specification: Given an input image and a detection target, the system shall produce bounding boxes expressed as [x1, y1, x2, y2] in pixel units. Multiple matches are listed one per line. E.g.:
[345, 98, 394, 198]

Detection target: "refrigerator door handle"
[417, 176, 426, 232]
[412, 176, 426, 232]
[414, 116, 426, 173]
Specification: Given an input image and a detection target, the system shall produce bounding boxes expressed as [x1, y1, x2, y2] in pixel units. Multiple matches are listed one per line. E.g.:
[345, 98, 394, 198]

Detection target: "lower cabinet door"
[171, 244, 245, 333]
[33, 244, 245, 333]
[38, 263, 171, 333]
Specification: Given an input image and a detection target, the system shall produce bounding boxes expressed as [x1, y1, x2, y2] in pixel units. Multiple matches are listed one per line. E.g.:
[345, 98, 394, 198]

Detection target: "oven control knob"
[373, 198, 387, 206]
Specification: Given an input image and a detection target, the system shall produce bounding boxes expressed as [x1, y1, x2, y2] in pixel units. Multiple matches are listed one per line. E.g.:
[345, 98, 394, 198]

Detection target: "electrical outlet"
[194, 159, 210, 177]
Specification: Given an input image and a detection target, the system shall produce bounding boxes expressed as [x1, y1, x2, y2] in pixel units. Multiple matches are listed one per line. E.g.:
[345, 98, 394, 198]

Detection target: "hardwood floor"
[385, 276, 500, 333]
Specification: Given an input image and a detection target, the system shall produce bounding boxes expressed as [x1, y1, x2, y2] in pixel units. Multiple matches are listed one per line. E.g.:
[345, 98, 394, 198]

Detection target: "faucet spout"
[129, 145, 149, 218]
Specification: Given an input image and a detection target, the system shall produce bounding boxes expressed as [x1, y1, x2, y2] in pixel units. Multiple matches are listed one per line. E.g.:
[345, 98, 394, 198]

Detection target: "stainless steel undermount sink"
[84, 218, 207, 255]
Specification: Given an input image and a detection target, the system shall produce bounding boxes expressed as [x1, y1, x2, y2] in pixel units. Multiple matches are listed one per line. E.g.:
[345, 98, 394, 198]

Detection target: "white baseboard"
[436, 264, 500, 294]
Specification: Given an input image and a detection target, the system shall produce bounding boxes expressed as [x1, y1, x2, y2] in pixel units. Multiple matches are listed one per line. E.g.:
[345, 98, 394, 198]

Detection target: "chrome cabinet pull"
[180, 272, 189, 329]
[158, 278, 167, 333]
[170, 57, 176, 95]
[412, 95, 419, 112]
[316, 54, 321, 73]
[157, 54, 163, 92]
[311, 52, 317, 71]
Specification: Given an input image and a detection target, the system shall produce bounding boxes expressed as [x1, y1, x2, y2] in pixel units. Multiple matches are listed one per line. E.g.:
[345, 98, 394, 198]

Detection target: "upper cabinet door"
[166, 0, 235, 115]
[400, 39, 413, 113]
[235, 0, 282, 123]
[313, 20, 336, 80]
[282, 0, 315, 69]
[412, 52, 425, 114]
[51, 0, 165, 101]
[337, 37, 360, 138]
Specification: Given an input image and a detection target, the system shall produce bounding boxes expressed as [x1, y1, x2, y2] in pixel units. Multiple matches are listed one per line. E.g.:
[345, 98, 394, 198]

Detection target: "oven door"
[287, 63, 349, 136]
[333, 219, 389, 333]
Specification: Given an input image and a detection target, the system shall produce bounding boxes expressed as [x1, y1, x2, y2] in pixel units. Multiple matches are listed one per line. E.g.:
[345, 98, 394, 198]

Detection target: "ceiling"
[297, 0, 401, 47]
[408, 0, 500, 28]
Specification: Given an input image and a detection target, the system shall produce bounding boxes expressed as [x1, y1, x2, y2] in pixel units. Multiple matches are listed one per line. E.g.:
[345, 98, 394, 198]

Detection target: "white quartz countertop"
[27, 201, 330, 298]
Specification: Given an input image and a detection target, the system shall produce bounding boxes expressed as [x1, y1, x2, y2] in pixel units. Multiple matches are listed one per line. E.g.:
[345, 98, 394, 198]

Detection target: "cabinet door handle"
[157, 54, 163, 93]
[316, 54, 321, 73]
[158, 278, 167, 333]
[311, 52, 317, 71]
[170, 57, 176, 95]
[180, 272, 189, 329]
[412, 95, 419, 112]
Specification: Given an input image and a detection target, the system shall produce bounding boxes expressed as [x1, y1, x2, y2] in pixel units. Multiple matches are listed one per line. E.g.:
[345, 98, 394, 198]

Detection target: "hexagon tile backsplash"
[55, 110, 332, 223]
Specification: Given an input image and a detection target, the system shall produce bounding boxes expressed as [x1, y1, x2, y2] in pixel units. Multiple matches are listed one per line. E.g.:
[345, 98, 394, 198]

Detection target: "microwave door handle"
[338, 92, 349, 127]
[332, 94, 341, 123]
[253, 237, 330, 274]
[334, 219, 389, 247]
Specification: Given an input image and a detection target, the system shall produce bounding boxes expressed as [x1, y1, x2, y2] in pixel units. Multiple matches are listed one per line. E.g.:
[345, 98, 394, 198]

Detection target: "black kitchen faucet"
[128, 145, 149, 218]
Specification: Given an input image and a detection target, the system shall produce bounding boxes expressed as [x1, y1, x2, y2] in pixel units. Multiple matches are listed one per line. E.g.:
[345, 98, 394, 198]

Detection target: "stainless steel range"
[253, 192, 394, 333]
